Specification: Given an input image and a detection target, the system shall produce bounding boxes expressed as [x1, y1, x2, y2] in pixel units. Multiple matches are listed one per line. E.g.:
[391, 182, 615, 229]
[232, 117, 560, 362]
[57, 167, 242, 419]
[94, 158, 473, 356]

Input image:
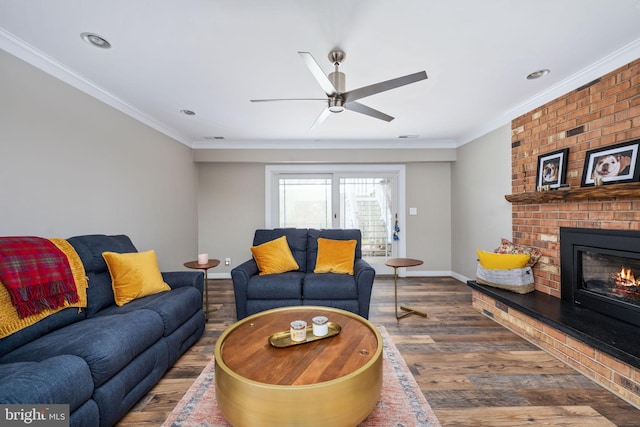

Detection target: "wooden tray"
[269, 322, 341, 348]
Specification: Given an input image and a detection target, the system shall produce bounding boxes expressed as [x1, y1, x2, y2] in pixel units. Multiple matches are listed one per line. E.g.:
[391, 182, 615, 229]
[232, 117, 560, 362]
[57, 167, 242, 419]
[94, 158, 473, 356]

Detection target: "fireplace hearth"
[561, 227, 640, 328]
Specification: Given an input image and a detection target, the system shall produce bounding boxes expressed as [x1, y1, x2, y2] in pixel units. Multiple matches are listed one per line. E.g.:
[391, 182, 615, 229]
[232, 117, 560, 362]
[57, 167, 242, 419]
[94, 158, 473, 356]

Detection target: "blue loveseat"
[231, 228, 376, 320]
[0, 234, 205, 427]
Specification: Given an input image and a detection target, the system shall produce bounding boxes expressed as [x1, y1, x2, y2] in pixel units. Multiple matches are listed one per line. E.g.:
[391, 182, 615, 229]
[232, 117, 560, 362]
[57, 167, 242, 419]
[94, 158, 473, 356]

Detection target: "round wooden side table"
[384, 257, 426, 320]
[184, 259, 219, 320]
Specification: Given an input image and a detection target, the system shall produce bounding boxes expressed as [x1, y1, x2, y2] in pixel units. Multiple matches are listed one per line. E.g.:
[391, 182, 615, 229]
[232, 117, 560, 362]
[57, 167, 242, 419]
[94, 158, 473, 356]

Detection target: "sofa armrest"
[230, 259, 259, 320]
[162, 271, 204, 295]
[353, 259, 376, 319]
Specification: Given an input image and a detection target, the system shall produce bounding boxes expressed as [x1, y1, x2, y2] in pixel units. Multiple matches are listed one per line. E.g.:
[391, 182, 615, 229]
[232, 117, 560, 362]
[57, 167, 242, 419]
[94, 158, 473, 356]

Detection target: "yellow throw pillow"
[250, 236, 299, 275]
[477, 250, 530, 270]
[314, 238, 357, 275]
[103, 250, 170, 306]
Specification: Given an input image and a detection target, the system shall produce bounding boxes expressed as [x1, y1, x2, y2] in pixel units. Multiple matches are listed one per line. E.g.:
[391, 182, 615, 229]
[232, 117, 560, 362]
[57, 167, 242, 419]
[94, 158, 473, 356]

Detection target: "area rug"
[162, 326, 441, 427]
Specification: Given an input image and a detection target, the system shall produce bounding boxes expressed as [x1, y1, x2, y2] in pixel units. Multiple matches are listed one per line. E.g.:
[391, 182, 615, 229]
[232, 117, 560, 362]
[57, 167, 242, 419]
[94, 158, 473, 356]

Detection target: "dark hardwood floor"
[117, 276, 640, 426]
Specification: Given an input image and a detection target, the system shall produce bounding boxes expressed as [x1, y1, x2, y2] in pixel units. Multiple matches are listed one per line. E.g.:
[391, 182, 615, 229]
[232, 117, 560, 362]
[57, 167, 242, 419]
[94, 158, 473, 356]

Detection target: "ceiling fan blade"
[343, 71, 427, 103]
[311, 107, 332, 130]
[250, 98, 326, 102]
[346, 101, 394, 122]
[298, 51, 337, 96]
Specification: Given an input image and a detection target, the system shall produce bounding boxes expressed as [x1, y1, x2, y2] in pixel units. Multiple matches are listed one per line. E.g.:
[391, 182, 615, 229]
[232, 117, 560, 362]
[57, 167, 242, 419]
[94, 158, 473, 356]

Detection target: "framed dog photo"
[536, 148, 569, 189]
[581, 139, 640, 187]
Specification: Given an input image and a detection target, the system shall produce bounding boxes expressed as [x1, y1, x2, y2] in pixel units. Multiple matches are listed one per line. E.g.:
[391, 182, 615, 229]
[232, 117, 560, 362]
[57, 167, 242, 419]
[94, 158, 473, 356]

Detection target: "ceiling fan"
[250, 50, 428, 128]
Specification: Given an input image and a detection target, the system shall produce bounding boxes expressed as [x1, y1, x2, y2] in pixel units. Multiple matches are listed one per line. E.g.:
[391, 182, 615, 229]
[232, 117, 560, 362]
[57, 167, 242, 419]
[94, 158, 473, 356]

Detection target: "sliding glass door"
[266, 165, 405, 273]
[278, 176, 332, 229]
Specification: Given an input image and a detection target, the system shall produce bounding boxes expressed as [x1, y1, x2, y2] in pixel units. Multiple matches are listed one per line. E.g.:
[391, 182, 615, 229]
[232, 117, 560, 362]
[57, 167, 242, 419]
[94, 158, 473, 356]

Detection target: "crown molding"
[191, 138, 458, 150]
[0, 28, 192, 147]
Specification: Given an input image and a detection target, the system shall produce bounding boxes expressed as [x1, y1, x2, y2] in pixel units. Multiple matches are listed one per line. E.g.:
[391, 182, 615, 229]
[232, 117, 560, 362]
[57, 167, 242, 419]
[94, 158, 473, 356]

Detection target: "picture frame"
[536, 148, 569, 190]
[581, 139, 640, 187]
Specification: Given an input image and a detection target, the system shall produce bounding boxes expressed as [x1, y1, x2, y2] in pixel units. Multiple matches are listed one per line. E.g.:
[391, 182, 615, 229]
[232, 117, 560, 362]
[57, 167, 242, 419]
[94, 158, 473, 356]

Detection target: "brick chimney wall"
[510, 58, 640, 297]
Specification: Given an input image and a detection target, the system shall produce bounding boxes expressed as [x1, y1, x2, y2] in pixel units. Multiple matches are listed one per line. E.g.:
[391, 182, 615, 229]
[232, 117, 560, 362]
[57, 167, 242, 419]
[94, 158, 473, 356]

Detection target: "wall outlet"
[225, 257, 231, 266]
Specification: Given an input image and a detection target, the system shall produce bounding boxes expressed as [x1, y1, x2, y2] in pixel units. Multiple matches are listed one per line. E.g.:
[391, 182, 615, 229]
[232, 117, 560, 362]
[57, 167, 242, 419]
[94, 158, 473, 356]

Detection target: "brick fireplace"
[471, 58, 640, 407]
[512, 58, 640, 296]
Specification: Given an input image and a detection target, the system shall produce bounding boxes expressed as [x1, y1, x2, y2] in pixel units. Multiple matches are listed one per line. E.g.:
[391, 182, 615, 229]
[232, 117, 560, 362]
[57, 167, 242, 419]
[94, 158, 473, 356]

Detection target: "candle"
[290, 320, 307, 342]
[312, 316, 329, 336]
[197, 253, 208, 265]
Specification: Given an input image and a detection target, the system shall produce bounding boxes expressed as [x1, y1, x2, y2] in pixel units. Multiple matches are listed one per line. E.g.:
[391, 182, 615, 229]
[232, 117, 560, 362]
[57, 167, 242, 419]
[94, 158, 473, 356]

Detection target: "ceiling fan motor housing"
[328, 68, 346, 113]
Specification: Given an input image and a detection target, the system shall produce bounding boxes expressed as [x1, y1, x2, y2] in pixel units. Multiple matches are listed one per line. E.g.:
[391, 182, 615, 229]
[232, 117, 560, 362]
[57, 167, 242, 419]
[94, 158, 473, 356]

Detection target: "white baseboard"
[205, 270, 471, 283]
[450, 271, 471, 283]
[404, 270, 450, 277]
[207, 272, 232, 279]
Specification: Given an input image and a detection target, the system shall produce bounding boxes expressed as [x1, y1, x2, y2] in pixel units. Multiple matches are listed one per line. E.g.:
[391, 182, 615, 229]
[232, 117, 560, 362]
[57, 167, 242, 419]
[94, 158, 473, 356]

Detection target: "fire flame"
[615, 266, 639, 287]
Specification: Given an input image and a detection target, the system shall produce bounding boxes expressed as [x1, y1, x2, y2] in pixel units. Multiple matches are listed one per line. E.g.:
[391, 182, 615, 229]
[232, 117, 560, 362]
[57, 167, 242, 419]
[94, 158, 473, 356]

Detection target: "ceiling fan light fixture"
[328, 97, 345, 113]
[80, 32, 111, 49]
[526, 69, 550, 80]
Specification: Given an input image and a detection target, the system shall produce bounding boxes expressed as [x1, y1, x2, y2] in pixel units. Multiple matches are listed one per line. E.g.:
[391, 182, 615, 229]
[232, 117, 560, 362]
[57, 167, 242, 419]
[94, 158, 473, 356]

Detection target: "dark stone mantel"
[467, 280, 640, 370]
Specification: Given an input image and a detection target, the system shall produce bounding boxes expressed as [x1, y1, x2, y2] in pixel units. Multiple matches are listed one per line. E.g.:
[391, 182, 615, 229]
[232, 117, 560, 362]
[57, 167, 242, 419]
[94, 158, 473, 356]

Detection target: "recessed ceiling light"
[80, 32, 111, 49]
[204, 136, 225, 140]
[180, 109, 196, 116]
[398, 135, 419, 139]
[526, 69, 550, 80]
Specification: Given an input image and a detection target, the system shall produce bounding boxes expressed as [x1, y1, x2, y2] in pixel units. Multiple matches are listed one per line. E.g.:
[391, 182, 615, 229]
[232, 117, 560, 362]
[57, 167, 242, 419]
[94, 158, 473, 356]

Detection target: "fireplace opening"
[581, 251, 640, 305]
[561, 227, 640, 328]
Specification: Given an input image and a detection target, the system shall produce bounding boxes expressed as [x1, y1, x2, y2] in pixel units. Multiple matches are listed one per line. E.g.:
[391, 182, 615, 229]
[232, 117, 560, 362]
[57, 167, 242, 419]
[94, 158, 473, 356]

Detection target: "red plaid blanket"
[0, 236, 79, 318]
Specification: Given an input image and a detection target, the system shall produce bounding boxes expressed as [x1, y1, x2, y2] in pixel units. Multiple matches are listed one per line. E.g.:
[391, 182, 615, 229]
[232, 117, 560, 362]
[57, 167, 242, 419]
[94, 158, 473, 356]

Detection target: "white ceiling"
[1, 0, 640, 149]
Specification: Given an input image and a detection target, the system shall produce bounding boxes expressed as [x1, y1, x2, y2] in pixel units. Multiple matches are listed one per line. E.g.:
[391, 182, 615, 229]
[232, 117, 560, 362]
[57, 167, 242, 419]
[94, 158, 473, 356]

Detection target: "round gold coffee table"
[214, 306, 383, 427]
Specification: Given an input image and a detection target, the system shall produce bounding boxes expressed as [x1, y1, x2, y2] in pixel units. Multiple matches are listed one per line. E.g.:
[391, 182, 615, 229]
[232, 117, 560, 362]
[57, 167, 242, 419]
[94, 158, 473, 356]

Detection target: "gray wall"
[197, 161, 453, 276]
[451, 125, 513, 280]
[406, 162, 451, 274]
[197, 162, 265, 273]
[0, 50, 199, 270]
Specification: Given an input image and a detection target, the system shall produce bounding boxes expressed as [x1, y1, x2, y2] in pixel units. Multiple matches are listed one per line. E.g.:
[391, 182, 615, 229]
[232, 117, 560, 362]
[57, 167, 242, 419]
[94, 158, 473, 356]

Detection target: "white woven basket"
[475, 264, 534, 294]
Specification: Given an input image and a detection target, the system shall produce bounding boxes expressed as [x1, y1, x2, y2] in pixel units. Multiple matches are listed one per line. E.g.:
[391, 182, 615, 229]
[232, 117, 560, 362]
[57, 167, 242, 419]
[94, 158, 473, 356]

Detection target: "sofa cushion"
[246, 272, 304, 299]
[0, 307, 85, 358]
[67, 234, 138, 274]
[68, 235, 139, 316]
[93, 286, 202, 337]
[103, 250, 170, 306]
[314, 238, 357, 275]
[0, 355, 93, 412]
[253, 229, 308, 273]
[250, 236, 300, 275]
[307, 229, 362, 272]
[247, 299, 302, 315]
[0, 309, 164, 388]
[303, 273, 359, 299]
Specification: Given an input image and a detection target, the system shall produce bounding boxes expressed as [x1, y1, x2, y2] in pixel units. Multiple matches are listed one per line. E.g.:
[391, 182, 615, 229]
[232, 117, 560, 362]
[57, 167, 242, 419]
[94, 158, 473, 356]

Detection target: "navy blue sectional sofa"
[231, 228, 376, 320]
[0, 235, 205, 427]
